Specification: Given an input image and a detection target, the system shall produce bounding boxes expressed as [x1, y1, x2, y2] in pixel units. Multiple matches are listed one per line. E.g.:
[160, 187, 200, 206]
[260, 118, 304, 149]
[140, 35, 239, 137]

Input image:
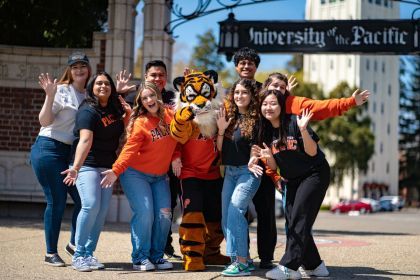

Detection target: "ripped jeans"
[120, 167, 172, 263]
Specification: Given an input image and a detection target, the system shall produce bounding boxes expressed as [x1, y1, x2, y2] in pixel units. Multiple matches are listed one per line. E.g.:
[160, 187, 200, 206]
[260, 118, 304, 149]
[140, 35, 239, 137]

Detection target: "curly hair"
[257, 89, 290, 149]
[233, 47, 261, 68]
[262, 72, 291, 97]
[225, 78, 260, 140]
[126, 81, 164, 136]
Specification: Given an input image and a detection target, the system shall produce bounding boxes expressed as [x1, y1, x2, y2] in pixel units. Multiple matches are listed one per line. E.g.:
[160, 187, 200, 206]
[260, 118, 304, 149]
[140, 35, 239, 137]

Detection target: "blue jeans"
[30, 136, 81, 254]
[120, 167, 172, 264]
[222, 165, 261, 258]
[73, 166, 113, 258]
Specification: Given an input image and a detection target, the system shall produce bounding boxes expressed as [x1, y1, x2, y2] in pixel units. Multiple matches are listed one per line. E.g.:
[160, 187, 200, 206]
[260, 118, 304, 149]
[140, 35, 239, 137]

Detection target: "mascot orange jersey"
[170, 70, 223, 180]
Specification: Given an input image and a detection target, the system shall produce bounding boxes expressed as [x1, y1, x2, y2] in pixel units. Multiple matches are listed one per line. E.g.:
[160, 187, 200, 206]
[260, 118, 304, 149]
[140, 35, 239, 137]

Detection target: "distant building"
[304, 0, 400, 204]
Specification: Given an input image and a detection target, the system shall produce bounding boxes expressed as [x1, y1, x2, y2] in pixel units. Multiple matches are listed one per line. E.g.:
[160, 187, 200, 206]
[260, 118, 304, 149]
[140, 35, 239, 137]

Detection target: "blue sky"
[135, 0, 417, 71]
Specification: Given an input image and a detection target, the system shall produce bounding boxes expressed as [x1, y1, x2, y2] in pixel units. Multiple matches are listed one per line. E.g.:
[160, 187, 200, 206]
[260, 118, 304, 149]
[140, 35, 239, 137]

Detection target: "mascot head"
[173, 70, 223, 137]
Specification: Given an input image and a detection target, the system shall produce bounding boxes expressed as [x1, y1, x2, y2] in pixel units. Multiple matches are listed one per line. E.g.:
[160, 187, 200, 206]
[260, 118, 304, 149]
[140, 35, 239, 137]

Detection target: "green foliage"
[311, 82, 375, 185]
[190, 29, 225, 72]
[0, 0, 108, 47]
[399, 56, 420, 191]
[286, 54, 303, 72]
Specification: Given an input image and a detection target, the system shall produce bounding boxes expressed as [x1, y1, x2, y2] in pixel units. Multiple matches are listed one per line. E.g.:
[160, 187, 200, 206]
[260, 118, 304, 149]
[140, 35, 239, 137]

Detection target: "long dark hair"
[225, 78, 259, 139]
[262, 72, 291, 97]
[83, 72, 124, 119]
[257, 89, 290, 149]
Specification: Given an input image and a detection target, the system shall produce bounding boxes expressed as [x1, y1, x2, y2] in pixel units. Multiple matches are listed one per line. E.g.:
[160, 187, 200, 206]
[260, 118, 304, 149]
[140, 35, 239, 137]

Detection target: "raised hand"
[216, 107, 232, 133]
[352, 89, 370, 106]
[287, 75, 298, 92]
[38, 73, 57, 98]
[116, 70, 136, 93]
[100, 169, 117, 188]
[118, 95, 132, 114]
[171, 158, 183, 177]
[61, 168, 78, 186]
[297, 108, 313, 131]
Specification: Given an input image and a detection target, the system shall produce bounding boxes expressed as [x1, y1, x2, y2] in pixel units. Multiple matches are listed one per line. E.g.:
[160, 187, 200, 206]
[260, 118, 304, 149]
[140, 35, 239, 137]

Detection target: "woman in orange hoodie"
[100, 81, 181, 272]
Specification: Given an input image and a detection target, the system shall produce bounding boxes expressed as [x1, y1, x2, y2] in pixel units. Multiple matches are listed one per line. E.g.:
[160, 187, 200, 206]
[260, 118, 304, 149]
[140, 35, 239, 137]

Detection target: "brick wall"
[0, 86, 43, 152]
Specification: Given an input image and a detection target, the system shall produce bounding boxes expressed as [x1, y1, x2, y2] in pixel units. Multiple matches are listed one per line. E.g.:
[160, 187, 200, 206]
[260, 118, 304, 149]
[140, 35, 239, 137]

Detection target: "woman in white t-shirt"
[30, 52, 91, 267]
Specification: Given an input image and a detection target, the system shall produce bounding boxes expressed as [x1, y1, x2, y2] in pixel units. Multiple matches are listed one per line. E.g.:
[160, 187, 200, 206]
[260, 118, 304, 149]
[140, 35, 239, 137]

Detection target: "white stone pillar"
[142, 0, 174, 81]
[105, 0, 137, 77]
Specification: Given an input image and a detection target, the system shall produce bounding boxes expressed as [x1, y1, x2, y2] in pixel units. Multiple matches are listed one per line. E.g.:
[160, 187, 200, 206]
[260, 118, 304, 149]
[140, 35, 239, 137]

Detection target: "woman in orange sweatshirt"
[100, 81, 181, 271]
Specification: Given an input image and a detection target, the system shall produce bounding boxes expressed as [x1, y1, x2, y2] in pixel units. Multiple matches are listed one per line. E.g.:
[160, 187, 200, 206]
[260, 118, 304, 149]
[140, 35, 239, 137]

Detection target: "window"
[330, 59, 334, 70]
[376, 0, 381, 4]
[372, 162, 375, 172]
[373, 82, 377, 93]
[368, 0, 373, 3]
[386, 162, 390, 174]
[366, 59, 370, 70]
[372, 122, 376, 132]
[321, 0, 326, 4]
[380, 142, 383, 154]
[387, 123, 390, 134]
[348, 58, 352, 68]
[374, 60, 377, 72]
[384, 0, 389, 7]
[388, 84, 392, 96]
[373, 102, 376, 113]
[381, 103, 384, 114]
[382, 61, 385, 73]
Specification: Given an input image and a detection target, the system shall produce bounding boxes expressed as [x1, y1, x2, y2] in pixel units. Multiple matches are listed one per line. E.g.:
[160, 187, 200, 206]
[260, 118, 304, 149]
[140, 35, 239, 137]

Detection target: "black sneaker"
[164, 252, 182, 260]
[44, 254, 65, 267]
[65, 243, 75, 257]
[260, 260, 275, 269]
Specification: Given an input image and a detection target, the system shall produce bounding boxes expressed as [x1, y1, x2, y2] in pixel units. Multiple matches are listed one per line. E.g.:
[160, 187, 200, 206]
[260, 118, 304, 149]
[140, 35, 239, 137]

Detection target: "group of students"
[31, 48, 369, 279]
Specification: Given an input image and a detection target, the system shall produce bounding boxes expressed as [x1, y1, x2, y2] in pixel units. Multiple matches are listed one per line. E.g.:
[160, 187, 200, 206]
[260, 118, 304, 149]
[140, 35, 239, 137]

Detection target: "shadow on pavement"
[328, 266, 420, 279]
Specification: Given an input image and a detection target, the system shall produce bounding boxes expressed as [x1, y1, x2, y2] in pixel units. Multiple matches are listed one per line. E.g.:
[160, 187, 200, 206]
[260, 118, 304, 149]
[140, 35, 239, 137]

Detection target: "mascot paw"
[176, 106, 194, 122]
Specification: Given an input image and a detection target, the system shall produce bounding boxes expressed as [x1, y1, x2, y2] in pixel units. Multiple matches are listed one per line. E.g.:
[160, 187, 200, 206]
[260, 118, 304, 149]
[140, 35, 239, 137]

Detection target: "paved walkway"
[1, 209, 420, 279]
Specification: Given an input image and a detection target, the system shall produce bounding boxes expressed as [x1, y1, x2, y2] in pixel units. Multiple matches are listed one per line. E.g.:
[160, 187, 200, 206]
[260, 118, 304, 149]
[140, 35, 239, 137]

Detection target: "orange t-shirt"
[112, 107, 179, 176]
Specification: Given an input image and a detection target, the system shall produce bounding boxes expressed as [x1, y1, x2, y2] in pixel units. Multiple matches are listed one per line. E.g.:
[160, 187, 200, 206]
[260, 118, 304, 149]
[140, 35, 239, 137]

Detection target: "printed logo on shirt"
[101, 114, 118, 127]
[150, 123, 170, 142]
[274, 136, 298, 152]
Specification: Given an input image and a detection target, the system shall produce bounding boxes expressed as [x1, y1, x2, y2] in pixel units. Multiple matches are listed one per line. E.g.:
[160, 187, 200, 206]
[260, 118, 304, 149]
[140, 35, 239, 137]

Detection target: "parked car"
[360, 198, 380, 212]
[330, 200, 372, 214]
[379, 199, 395, 211]
[380, 196, 405, 210]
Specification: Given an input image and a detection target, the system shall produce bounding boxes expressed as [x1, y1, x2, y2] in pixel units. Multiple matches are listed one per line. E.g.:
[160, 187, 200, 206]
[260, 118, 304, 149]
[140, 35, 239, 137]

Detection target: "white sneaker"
[85, 256, 105, 270]
[71, 256, 92, 272]
[153, 258, 173, 270]
[299, 261, 329, 277]
[133, 258, 156, 271]
[266, 264, 302, 279]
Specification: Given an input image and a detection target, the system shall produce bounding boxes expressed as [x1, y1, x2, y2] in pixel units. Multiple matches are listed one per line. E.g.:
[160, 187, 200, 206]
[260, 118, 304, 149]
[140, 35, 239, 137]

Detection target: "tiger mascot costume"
[170, 70, 230, 271]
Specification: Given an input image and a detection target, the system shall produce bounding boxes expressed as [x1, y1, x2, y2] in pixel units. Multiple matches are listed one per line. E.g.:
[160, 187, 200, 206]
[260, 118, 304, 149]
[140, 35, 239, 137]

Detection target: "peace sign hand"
[38, 73, 57, 98]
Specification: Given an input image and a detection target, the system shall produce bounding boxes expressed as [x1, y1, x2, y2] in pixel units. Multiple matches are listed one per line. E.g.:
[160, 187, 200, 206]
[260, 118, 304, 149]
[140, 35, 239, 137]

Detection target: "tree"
[312, 82, 375, 185]
[189, 29, 236, 88]
[0, 0, 108, 48]
[286, 54, 303, 72]
[399, 56, 420, 202]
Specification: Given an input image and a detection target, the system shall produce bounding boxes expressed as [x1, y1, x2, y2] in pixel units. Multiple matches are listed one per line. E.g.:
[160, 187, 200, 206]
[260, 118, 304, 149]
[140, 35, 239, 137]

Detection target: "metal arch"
[164, 0, 286, 36]
[390, 0, 420, 20]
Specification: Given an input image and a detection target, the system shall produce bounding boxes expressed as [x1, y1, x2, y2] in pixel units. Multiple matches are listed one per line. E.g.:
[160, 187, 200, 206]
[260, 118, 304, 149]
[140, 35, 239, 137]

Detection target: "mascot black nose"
[197, 103, 206, 109]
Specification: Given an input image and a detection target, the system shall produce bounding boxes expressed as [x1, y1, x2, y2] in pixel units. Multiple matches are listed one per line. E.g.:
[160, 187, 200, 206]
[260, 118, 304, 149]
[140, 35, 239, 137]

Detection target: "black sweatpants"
[253, 173, 277, 262]
[279, 161, 330, 271]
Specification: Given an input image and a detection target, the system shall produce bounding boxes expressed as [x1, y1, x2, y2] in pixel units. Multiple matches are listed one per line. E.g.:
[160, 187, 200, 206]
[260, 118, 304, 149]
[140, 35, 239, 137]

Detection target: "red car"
[331, 200, 372, 214]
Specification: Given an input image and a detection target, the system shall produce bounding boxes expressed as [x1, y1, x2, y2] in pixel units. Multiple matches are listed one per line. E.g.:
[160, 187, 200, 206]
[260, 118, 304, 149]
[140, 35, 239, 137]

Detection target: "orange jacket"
[112, 107, 180, 176]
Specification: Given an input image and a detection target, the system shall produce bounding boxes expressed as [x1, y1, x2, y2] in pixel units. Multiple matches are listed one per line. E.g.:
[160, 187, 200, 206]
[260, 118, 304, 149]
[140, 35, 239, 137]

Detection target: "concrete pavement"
[1, 209, 420, 279]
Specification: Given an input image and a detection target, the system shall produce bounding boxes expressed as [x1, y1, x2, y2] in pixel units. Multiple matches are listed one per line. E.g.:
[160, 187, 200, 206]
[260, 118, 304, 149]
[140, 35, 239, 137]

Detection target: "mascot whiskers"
[170, 70, 230, 271]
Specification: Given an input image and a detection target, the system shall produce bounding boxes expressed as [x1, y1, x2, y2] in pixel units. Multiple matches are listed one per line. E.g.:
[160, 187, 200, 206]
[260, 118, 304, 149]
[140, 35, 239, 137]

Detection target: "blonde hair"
[126, 81, 164, 136]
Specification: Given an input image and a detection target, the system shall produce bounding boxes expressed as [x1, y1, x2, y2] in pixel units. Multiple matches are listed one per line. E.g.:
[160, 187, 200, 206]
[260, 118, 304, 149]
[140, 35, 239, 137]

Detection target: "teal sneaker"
[247, 259, 256, 272]
[222, 261, 251, 277]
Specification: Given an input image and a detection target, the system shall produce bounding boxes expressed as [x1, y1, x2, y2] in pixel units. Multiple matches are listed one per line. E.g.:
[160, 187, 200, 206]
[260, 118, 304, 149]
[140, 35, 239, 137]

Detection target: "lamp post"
[218, 12, 240, 61]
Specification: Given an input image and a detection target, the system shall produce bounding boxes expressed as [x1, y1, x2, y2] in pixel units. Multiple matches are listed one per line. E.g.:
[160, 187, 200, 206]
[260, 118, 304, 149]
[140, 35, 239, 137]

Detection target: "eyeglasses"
[95, 81, 111, 86]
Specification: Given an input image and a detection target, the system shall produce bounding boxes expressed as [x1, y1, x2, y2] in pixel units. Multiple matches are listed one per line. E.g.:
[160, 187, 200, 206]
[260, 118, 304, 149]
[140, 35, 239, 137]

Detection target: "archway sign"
[218, 13, 420, 60]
